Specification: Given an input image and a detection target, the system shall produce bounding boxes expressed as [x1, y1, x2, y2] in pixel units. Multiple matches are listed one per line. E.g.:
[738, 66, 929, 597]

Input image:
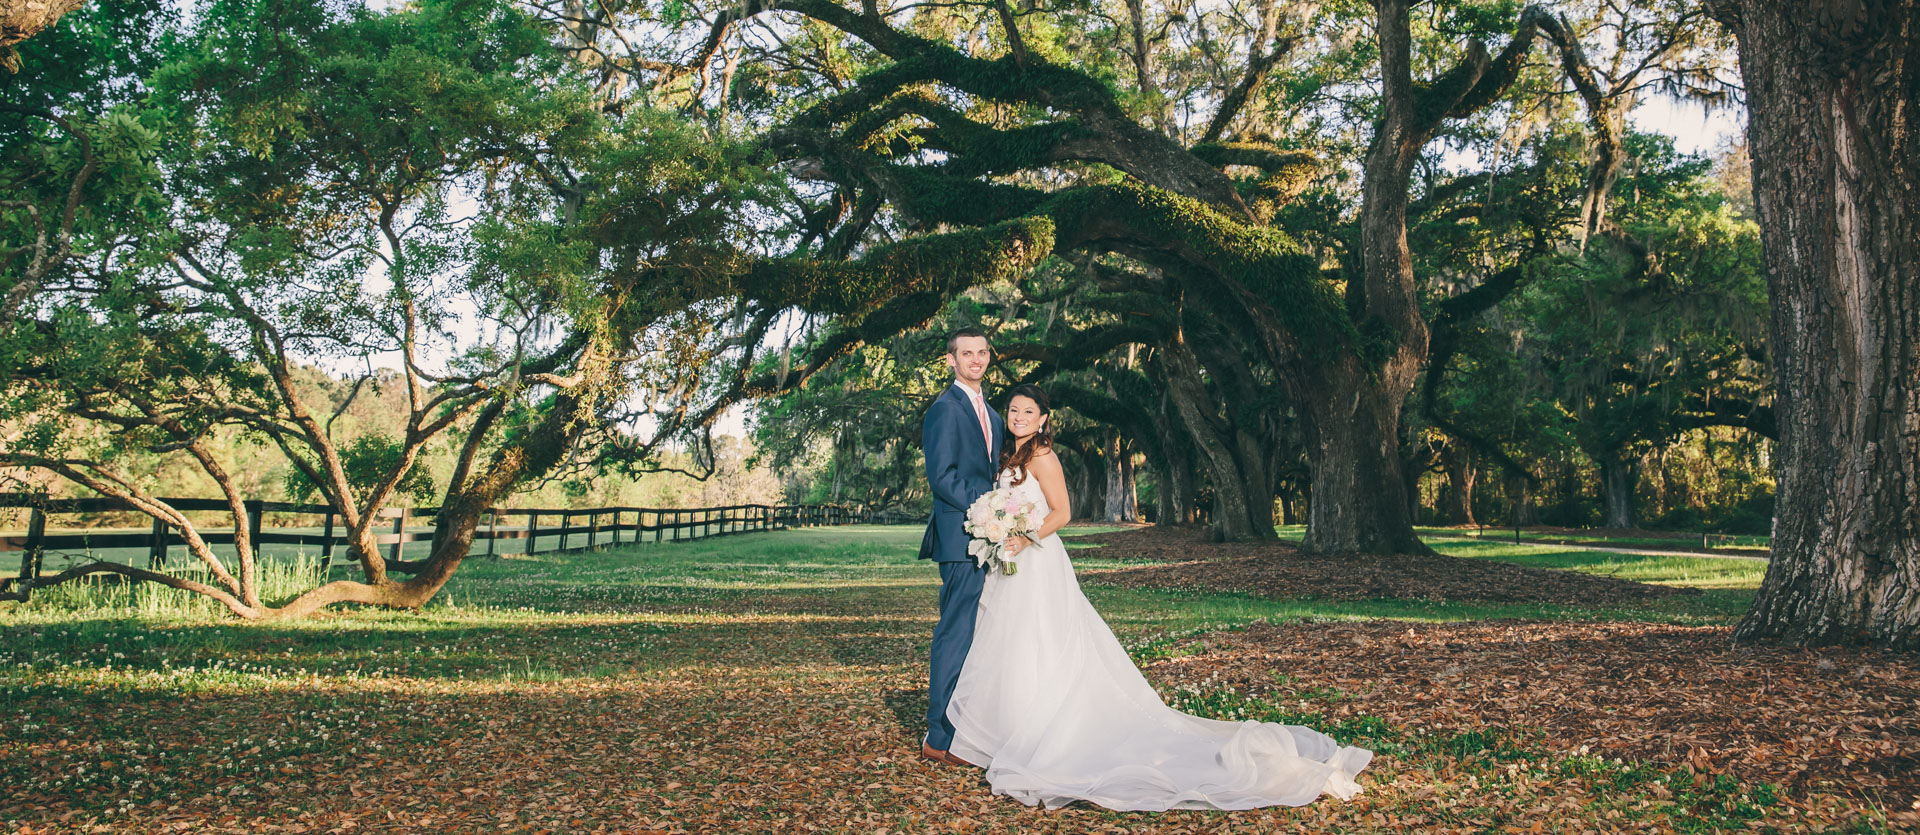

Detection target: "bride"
[944, 384, 1372, 811]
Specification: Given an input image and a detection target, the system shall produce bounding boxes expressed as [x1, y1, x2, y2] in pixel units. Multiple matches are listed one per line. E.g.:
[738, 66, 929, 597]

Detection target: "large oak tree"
[1712, 0, 1920, 648]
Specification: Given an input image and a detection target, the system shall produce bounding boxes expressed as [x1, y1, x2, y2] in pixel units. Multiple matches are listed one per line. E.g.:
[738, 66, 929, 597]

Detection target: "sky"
[1634, 96, 1744, 156]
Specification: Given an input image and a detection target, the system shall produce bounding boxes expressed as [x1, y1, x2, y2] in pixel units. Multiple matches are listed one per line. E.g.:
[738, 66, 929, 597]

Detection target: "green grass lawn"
[1411, 524, 1771, 551]
[1276, 523, 1770, 551]
[1, 525, 1901, 833]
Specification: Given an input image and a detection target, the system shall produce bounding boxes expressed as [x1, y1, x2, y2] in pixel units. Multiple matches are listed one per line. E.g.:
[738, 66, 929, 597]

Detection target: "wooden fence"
[0, 494, 870, 601]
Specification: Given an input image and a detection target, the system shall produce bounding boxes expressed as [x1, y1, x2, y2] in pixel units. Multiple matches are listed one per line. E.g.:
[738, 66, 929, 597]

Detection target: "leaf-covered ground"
[2, 525, 1913, 833]
[1071, 526, 1699, 606]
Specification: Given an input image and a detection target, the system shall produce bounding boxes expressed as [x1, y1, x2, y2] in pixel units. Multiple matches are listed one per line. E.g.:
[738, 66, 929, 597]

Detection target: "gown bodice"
[994, 468, 1057, 548]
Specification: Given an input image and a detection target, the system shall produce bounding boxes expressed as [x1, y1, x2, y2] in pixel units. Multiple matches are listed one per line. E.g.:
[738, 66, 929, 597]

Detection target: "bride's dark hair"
[999, 384, 1053, 486]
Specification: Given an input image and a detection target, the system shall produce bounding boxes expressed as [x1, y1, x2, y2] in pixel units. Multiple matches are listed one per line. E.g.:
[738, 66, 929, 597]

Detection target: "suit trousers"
[924, 558, 987, 750]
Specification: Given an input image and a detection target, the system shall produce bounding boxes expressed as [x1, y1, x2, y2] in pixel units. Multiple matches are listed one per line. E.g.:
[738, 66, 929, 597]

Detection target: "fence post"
[653, 510, 662, 543]
[527, 512, 540, 556]
[321, 511, 336, 563]
[245, 499, 264, 559]
[487, 509, 498, 559]
[588, 511, 600, 551]
[389, 506, 408, 564]
[148, 517, 167, 570]
[560, 511, 573, 552]
[21, 509, 46, 593]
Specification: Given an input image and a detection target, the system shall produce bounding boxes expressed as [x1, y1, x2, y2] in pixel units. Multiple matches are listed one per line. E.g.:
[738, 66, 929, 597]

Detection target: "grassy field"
[0, 525, 1907, 833]
[1409, 525, 1771, 552]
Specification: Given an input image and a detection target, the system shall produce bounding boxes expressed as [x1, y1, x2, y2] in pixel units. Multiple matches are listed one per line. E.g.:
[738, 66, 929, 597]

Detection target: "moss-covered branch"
[1190, 142, 1319, 222]
[736, 216, 1055, 319]
[1036, 183, 1355, 361]
[748, 0, 1251, 215]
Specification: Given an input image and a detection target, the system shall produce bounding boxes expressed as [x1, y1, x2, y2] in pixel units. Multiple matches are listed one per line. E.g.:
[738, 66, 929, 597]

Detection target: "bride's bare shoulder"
[1027, 447, 1063, 473]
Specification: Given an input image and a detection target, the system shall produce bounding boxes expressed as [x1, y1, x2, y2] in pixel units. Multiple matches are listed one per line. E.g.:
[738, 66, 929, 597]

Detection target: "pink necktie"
[972, 392, 992, 460]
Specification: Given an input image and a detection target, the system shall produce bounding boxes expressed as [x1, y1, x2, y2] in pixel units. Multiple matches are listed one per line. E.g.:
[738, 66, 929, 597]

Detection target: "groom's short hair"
[945, 326, 991, 355]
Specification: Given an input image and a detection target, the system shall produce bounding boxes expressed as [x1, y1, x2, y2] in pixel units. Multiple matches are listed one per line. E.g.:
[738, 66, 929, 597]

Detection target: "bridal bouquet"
[964, 487, 1041, 575]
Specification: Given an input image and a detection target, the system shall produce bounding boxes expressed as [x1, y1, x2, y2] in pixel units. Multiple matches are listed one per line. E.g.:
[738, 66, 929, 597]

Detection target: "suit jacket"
[919, 384, 1004, 562]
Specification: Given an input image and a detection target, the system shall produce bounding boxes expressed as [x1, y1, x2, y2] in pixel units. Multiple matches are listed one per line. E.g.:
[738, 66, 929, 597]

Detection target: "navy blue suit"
[919, 383, 1003, 750]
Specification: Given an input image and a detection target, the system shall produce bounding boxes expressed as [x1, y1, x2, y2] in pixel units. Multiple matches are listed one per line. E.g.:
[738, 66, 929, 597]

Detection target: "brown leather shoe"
[920, 741, 950, 764]
[943, 750, 979, 768]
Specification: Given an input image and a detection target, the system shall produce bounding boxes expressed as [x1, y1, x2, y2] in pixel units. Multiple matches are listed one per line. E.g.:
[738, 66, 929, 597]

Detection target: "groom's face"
[945, 335, 992, 385]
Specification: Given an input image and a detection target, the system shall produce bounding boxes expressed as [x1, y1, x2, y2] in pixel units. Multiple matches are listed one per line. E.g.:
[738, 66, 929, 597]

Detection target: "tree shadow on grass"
[882, 686, 927, 738]
[3, 608, 944, 687]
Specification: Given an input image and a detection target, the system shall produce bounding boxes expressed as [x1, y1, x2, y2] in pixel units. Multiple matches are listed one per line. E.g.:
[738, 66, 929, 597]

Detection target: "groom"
[918, 326, 1002, 767]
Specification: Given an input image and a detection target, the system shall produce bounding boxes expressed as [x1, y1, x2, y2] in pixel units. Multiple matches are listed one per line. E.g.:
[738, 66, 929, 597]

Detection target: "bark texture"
[1601, 454, 1639, 530]
[0, 0, 85, 53]
[1717, 0, 1920, 648]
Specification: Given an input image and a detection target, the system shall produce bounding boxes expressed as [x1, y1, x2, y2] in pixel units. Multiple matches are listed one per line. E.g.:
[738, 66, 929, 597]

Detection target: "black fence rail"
[0, 494, 870, 601]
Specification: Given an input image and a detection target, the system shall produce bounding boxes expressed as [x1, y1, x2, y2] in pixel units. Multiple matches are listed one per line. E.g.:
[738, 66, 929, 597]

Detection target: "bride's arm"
[1010, 450, 1072, 553]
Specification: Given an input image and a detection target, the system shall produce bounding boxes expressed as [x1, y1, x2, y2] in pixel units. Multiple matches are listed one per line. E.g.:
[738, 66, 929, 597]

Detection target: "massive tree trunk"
[1600, 453, 1639, 529]
[1294, 0, 1428, 554]
[1717, 0, 1920, 648]
[1298, 373, 1428, 553]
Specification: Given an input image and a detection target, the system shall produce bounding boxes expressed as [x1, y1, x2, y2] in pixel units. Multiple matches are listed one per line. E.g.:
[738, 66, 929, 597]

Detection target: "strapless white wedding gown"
[945, 470, 1371, 811]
